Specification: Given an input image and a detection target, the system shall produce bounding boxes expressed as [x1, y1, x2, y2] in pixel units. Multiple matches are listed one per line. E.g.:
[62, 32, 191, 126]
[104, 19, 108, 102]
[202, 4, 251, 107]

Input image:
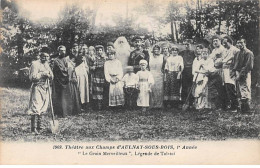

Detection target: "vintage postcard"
[0, 0, 259, 165]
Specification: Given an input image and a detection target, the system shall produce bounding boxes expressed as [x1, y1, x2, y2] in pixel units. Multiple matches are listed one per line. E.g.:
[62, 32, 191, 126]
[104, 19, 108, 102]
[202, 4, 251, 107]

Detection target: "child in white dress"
[136, 60, 154, 112]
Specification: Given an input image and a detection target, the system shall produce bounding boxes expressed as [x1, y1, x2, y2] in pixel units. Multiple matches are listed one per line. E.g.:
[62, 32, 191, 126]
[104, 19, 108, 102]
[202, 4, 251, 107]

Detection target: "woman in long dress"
[164, 46, 184, 108]
[104, 50, 124, 108]
[86, 46, 96, 109]
[149, 45, 164, 108]
[75, 44, 89, 110]
[90, 45, 106, 110]
[65, 44, 81, 115]
[136, 60, 154, 112]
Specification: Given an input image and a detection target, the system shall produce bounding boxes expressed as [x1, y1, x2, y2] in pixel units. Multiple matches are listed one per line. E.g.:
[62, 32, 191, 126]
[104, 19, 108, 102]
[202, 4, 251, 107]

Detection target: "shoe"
[31, 115, 40, 134]
[230, 109, 237, 113]
[241, 99, 251, 114]
[37, 115, 42, 133]
[228, 106, 238, 113]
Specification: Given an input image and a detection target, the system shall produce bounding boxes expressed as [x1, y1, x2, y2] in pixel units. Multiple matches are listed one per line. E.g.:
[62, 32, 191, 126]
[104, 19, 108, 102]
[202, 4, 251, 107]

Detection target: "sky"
[15, 0, 183, 35]
[17, 0, 141, 22]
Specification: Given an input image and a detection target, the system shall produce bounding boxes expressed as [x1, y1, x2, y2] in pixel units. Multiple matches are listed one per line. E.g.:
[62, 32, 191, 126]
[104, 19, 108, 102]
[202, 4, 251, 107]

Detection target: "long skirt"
[69, 81, 81, 115]
[164, 72, 181, 101]
[109, 82, 125, 106]
[77, 73, 89, 104]
[53, 83, 72, 117]
[150, 71, 164, 108]
[92, 71, 105, 100]
[27, 84, 50, 115]
[137, 81, 150, 107]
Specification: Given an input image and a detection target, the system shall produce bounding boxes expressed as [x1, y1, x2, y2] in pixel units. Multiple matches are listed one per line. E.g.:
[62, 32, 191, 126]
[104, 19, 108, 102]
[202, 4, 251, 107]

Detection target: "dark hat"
[40, 52, 49, 57]
[41, 47, 50, 54]
[95, 45, 104, 51]
[153, 45, 161, 52]
[132, 35, 142, 42]
[71, 43, 79, 48]
[107, 42, 114, 48]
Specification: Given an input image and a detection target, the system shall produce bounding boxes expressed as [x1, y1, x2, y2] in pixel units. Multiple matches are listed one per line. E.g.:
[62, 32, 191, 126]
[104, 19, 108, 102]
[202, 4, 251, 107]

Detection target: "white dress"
[28, 60, 53, 115]
[136, 70, 154, 107]
[104, 59, 125, 106]
[75, 58, 89, 104]
[149, 54, 164, 108]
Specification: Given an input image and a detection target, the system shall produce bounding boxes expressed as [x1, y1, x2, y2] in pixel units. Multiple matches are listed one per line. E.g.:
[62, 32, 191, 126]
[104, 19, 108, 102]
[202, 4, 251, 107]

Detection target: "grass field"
[0, 86, 259, 142]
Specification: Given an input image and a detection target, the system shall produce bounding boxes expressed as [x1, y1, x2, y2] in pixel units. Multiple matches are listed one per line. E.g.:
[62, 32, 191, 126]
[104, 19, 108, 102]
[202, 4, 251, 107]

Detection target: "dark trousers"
[103, 82, 110, 109]
[124, 87, 138, 109]
[181, 67, 194, 105]
[208, 73, 227, 109]
[53, 83, 71, 117]
[224, 83, 238, 108]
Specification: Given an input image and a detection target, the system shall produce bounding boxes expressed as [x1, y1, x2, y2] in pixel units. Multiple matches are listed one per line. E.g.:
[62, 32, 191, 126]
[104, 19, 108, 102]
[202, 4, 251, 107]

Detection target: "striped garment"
[91, 57, 106, 100]
[164, 71, 181, 101]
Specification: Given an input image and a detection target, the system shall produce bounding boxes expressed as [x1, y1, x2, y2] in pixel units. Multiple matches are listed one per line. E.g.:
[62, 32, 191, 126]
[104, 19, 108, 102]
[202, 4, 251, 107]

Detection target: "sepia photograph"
[0, 0, 259, 165]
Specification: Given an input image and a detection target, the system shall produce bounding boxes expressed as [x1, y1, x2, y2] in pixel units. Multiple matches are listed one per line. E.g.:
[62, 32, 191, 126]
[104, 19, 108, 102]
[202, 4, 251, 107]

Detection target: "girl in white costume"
[136, 60, 154, 112]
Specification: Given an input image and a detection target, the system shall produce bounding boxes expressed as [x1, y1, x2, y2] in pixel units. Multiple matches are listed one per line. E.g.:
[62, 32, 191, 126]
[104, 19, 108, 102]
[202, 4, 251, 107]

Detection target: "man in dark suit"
[128, 36, 150, 73]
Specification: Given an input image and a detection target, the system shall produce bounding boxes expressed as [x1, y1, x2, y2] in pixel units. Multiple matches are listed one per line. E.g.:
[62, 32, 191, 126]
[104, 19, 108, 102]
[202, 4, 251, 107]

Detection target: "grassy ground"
[0, 86, 259, 142]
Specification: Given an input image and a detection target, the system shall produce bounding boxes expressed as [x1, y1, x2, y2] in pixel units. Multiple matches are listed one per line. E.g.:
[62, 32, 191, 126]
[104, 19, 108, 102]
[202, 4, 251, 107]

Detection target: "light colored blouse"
[104, 59, 123, 82]
[29, 60, 53, 85]
[164, 55, 184, 72]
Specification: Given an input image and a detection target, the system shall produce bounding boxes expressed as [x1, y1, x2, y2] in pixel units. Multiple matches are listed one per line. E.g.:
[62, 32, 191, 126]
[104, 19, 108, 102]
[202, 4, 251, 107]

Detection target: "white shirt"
[164, 55, 184, 72]
[122, 73, 139, 87]
[222, 45, 239, 84]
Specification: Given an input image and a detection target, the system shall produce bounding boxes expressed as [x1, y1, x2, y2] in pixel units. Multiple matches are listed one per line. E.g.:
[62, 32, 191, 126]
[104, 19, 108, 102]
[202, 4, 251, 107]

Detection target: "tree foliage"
[0, 0, 259, 85]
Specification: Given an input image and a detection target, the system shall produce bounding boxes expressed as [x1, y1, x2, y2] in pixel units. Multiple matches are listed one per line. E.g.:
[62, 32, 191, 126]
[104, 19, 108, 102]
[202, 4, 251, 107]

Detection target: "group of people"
[27, 35, 254, 134]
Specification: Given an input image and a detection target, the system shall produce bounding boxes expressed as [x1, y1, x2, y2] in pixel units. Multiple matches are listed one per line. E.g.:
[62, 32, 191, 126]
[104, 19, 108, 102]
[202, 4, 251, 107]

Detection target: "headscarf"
[139, 59, 148, 65]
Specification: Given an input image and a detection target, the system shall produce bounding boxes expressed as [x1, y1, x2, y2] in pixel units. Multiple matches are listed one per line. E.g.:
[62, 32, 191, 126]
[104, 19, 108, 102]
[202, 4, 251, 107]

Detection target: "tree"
[55, 3, 92, 50]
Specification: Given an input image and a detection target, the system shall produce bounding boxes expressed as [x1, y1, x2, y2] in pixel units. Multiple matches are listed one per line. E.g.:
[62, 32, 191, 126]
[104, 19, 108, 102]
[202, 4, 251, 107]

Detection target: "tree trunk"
[174, 21, 178, 42]
[17, 20, 25, 68]
[91, 1, 100, 33]
[218, 2, 221, 34]
[171, 20, 175, 43]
